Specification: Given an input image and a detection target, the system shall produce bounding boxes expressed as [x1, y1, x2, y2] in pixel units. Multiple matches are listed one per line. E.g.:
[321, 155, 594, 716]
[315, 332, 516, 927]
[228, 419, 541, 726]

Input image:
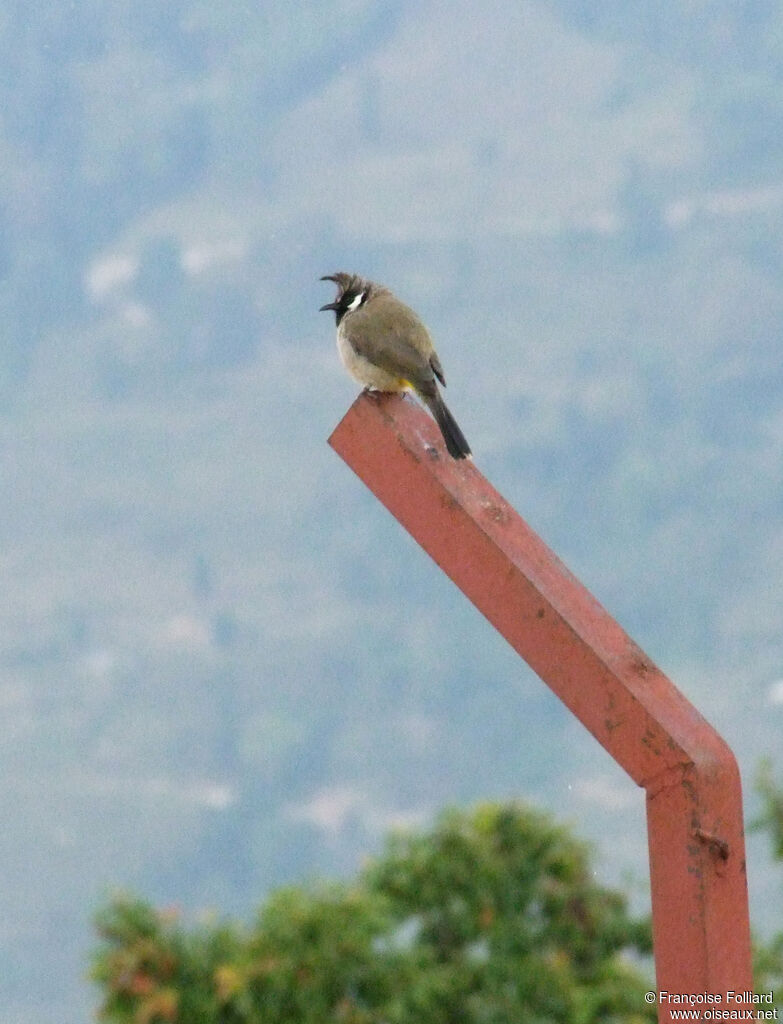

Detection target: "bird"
[320, 272, 471, 460]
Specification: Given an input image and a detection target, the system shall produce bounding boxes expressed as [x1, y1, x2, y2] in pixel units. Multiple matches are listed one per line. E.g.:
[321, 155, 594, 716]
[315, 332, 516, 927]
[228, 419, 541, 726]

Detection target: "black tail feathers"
[426, 391, 471, 460]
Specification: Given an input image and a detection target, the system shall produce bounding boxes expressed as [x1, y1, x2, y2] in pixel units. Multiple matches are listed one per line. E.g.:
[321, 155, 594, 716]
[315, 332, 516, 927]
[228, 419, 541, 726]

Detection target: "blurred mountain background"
[2, 2, 783, 1020]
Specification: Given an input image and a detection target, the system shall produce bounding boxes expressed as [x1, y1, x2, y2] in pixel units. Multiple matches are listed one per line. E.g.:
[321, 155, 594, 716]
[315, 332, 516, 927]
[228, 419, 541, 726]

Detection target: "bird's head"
[319, 272, 376, 325]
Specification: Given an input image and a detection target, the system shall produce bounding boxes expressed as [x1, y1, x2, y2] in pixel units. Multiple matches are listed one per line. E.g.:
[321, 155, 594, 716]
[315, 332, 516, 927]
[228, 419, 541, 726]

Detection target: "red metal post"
[329, 392, 752, 1021]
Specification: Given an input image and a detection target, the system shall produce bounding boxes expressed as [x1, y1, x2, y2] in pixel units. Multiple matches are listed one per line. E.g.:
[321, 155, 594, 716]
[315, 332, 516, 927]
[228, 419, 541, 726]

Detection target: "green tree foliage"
[756, 759, 783, 862]
[752, 761, 783, 1007]
[91, 802, 655, 1023]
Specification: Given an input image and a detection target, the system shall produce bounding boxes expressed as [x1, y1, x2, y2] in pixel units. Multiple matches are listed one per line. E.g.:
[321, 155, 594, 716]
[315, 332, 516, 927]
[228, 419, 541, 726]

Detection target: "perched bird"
[320, 272, 471, 459]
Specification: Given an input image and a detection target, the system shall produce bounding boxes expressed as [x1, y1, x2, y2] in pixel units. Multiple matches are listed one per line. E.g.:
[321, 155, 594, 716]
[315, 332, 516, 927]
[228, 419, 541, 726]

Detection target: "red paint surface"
[329, 392, 752, 1020]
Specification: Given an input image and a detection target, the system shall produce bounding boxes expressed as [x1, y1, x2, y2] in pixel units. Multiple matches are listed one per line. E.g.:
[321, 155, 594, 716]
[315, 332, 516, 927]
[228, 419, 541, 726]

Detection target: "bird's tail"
[423, 390, 472, 460]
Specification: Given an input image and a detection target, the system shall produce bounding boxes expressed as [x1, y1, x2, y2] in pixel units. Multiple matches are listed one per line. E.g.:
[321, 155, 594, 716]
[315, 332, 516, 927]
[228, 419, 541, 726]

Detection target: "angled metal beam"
[329, 391, 752, 1020]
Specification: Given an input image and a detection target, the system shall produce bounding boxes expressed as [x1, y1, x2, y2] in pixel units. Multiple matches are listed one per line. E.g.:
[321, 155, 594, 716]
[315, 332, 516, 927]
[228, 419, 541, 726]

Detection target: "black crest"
[319, 272, 372, 325]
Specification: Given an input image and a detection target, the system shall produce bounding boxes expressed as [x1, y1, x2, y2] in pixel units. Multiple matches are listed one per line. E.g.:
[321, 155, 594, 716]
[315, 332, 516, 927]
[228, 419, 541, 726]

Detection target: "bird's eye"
[346, 291, 365, 312]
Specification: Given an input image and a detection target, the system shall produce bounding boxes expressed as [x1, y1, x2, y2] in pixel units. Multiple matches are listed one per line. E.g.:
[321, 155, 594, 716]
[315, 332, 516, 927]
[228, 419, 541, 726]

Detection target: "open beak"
[320, 274, 340, 311]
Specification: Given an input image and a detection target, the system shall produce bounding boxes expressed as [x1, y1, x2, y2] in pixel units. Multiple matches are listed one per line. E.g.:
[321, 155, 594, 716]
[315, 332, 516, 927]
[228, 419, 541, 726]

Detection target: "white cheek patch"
[346, 291, 365, 312]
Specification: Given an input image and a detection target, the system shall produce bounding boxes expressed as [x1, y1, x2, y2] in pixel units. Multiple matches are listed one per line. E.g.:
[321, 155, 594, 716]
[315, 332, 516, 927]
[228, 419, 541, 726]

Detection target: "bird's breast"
[337, 326, 408, 392]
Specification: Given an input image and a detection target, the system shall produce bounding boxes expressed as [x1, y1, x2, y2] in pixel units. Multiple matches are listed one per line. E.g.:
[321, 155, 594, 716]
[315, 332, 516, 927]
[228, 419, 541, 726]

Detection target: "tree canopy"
[92, 802, 655, 1023]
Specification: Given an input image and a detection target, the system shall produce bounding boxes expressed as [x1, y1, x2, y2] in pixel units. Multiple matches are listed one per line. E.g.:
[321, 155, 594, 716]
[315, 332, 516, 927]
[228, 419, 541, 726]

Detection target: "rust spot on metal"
[482, 501, 510, 525]
[642, 763, 689, 797]
[627, 648, 655, 678]
[641, 728, 663, 757]
[694, 828, 730, 861]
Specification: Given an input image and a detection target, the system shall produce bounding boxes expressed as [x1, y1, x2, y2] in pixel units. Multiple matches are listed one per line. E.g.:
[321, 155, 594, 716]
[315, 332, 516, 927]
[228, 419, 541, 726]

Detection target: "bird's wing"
[349, 299, 440, 390]
[429, 351, 446, 387]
